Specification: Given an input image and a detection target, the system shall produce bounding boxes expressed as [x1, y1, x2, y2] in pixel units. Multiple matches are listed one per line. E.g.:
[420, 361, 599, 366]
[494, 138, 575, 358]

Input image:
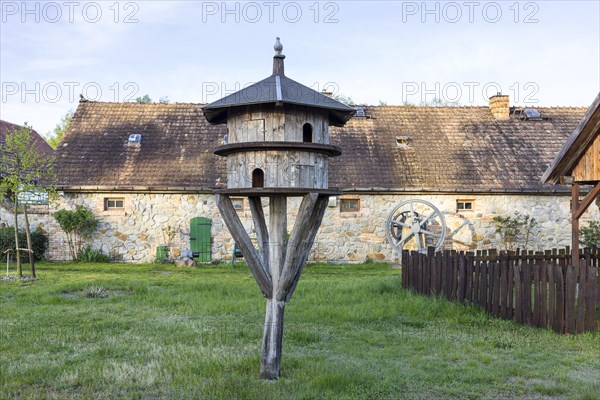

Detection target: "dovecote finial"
[272, 37, 285, 75]
[274, 37, 283, 55]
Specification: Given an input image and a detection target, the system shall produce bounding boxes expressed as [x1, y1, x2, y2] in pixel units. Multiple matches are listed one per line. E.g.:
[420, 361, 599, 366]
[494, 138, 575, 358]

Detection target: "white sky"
[1, 0, 599, 137]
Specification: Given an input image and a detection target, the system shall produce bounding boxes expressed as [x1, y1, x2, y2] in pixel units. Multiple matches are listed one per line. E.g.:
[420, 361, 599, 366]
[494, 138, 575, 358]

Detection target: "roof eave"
[542, 92, 600, 184]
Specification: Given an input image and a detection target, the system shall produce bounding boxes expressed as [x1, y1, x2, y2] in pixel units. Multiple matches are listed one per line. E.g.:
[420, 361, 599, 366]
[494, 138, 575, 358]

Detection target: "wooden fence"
[401, 247, 600, 334]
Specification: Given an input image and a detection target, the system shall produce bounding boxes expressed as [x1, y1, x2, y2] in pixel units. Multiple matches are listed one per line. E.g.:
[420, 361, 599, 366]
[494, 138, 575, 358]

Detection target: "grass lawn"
[1, 261, 598, 400]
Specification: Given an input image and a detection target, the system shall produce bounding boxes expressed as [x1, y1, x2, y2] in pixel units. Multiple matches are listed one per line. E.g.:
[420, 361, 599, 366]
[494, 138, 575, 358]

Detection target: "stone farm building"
[0, 120, 55, 229]
[38, 96, 598, 263]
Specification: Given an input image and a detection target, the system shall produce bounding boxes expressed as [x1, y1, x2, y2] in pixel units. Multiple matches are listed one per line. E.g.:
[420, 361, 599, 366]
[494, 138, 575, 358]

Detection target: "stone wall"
[45, 191, 600, 263]
[0, 200, 51, 233]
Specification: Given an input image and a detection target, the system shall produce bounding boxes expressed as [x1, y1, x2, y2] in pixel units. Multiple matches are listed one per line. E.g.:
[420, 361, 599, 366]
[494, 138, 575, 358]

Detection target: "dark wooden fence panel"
[402, 247, 600, 334]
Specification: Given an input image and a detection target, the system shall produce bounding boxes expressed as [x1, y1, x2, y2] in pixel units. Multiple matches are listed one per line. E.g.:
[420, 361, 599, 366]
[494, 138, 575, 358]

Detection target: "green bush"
[580, 220, 600, 248]
[0, 226, 48, 262]
[77, 245, 111, 263]
[53, 206, 98, 260]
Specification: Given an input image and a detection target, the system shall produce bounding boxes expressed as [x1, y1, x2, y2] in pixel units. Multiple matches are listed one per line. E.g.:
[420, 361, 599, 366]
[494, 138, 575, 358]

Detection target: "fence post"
[507, 250, 515, 320]
[554, 263, 565, 333]
[473, 250, 481, 306]
[479, 250, 488, 310]
[426, 247, 434, 295]
[522, 250, 532, 325]
[586, 261, 597, 331]
[533, 252, 542, 327]
[513, 262, 522, 324]
[540, 257, 548, 329]
[499, 251, 508, 319]
[458, 252, 467, 302]
[466, 251, 474, 304]
[401, 250, 408, 289]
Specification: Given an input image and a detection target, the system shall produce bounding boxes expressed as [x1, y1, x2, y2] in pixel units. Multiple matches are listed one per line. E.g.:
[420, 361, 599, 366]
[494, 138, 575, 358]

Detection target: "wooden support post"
[572, 184, 580, 270]
[253, 194, 329, 380]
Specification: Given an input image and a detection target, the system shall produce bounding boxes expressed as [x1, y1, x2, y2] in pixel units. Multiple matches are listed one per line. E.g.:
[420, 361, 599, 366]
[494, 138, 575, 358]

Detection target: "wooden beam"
[216, 194, 272, 298]
[281, 194, 329, 302]
[277, 193, 319, 299]
[249, 196, 270, 274]
[573, 181, 600, 220]
[269, 195, 287, 295]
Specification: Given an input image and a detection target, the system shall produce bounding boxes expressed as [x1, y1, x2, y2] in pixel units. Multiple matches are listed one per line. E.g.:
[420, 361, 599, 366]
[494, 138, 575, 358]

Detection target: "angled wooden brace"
[216, 194, 272, 298]
[278, 193, 329, 302]
[248, 196, 270, 278]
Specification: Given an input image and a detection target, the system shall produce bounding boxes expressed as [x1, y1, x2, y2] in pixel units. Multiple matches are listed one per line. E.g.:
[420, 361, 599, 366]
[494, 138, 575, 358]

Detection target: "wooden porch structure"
[542, 93, 600, 268]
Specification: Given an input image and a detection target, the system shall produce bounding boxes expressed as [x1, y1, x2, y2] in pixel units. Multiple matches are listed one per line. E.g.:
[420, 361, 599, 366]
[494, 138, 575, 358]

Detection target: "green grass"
[1, 262, 598, 400]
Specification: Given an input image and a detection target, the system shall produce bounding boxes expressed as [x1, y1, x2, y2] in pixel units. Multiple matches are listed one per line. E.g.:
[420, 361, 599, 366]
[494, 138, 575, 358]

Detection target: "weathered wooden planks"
[401, 247, 600, 334]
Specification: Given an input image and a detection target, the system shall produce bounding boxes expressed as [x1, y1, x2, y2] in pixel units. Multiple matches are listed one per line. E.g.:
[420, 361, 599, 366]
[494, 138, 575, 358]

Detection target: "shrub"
[77, 245, 111, 263]
[53, 206, 98, 260]
[580, 220, 600, 248]
[0, 226, 48, 262]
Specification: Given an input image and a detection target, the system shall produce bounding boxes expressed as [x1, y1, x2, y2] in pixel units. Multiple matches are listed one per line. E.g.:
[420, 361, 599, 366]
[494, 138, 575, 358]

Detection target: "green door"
[190, 217, 211, 262]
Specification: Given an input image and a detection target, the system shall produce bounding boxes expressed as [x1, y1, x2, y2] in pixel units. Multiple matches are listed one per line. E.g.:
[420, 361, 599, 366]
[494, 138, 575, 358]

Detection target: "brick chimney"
[489, 93, 509, 119]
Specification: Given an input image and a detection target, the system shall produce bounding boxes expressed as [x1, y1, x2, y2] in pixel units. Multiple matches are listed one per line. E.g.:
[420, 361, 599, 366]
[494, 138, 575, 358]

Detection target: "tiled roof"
[330, 106, 586, 192]
[55, 102, 225, 189]
[54, 101, 587, 193]
[0, 120, 55, 158]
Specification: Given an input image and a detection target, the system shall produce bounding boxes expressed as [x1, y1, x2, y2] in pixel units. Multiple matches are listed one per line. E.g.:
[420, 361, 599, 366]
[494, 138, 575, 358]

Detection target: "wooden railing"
[401, 247, 600, 334]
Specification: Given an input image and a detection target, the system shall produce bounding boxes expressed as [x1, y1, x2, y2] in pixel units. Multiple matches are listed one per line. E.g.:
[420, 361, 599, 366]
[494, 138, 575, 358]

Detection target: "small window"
[231, 198, 244, 210]
[340, 198, 360, 212]
[105, 198, 124, 210]
[456, 200, 473, 212]
[252, 168, 264, 188]
[303, 123, 313, 143]
[396, 136, 410, 148]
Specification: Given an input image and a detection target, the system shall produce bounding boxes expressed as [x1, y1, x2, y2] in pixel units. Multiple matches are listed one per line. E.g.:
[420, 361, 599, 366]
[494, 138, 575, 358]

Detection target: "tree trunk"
[23, 204, 35, 278]
[260, 299, 285, 380]
[13, 199, 21, 277]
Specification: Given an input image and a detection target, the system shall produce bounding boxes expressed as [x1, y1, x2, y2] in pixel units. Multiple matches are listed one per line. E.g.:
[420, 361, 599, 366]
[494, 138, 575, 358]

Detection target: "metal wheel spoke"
[419, 211, 438, 227]
[421, 230, 441, 238]
[396, 231, 413, 246]
[391, 220, 411, 229]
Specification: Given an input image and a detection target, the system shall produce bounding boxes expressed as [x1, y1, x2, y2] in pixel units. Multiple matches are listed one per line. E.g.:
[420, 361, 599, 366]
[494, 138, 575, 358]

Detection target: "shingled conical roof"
[202, 38, 355, 127]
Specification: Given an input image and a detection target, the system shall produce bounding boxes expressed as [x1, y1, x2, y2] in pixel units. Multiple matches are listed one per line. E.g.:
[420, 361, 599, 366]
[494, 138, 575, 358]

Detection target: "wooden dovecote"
[203, 38, 354, 380]
[205, 37, 352, 196]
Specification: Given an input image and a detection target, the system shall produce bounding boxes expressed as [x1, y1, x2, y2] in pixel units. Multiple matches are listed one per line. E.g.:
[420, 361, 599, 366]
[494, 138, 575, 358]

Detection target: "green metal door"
[190, 217, 211, 262]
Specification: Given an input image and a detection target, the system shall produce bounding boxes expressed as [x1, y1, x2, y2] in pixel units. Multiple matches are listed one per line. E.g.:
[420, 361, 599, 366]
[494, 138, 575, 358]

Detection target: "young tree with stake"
[0, 123, 55, 277]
